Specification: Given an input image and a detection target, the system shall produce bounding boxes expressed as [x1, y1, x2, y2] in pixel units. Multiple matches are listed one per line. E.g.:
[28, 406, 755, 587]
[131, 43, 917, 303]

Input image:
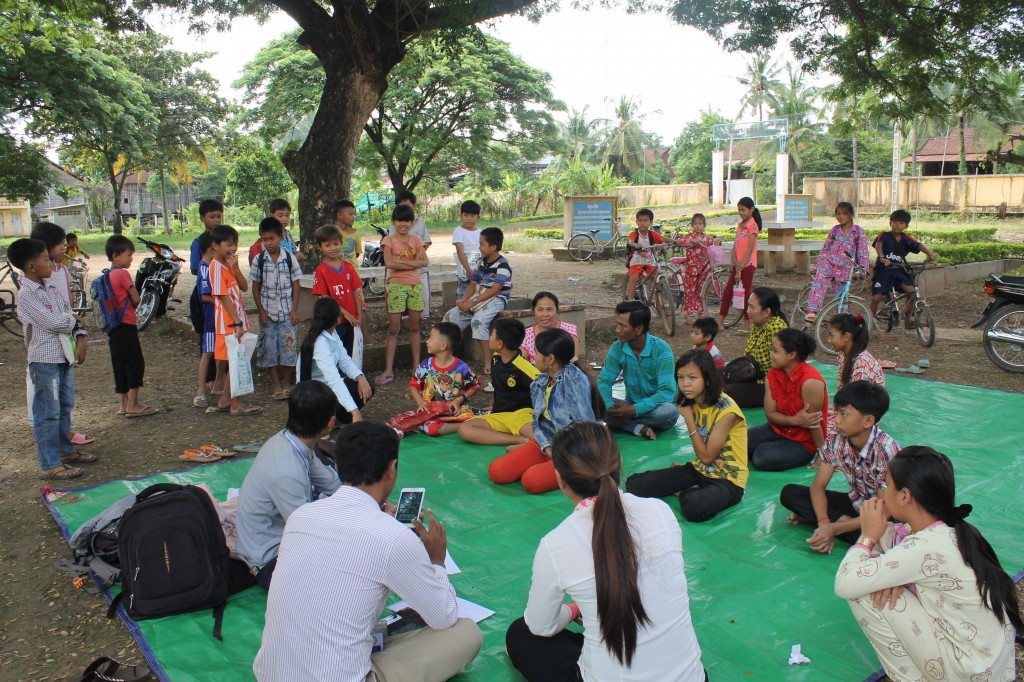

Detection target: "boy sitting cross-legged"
[779, 380, 899, 554]
[457, 317, 540, 447]
[409, 322, 481, 436]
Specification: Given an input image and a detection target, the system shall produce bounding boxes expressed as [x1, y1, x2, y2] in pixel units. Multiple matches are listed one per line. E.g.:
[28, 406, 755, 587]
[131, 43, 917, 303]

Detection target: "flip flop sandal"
[124, 406, 157, 418]
[180, 449, 221, 463]
[232, 440, 265, 453]
[231, 405, 263, 417]
[879, 360, 898, 369]
[272, 390, 289, 401]
[200, 444, 236, 458]
[894, 365, 925, 374]
[70, 432, 96, 445]
[39, 465, 83, 481]
[205, 405, 230, 414]
[61, 451, 99, 464]
[917, 359, 930, 368]
[374, 374, 394, 385]
[193, 395, 209, 408]
[73, 656, 151, 682]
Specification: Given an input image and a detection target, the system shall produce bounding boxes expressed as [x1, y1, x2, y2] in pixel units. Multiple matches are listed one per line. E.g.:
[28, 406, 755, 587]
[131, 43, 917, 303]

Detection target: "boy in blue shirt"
[869, 209, 936, 323]
[190, 200, 224, 404]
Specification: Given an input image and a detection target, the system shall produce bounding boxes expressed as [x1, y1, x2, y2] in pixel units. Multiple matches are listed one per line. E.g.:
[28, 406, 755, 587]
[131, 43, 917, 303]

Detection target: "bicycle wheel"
[0, 291, 22, 336]
[791, 285, 812, 331]
[702, 271, 743, 328]
[815, 297, 872, 356]
[567, 234, 596, 262]
[71, 284, 87, 314]
[653, 275, 676, 336]
[914, 301, 936, 347]
[609, 235, 627, 261]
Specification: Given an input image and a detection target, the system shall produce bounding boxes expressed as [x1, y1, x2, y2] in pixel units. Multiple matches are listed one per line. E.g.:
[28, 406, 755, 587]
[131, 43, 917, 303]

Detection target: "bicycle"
[874, 262, 936, 347]
[566, 216, 628, 262]
[664, 238, 744, 329]
[810, 253, 874, 356]
[621, 244, 676, 336]
[66, 256, 90, 316]
[0, 254, 23, 336]
[791, 254, 871, 326]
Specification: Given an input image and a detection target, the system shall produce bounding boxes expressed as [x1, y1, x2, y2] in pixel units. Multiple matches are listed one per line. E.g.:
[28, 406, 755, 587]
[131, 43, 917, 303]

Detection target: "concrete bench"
[790, 241, 826, 275]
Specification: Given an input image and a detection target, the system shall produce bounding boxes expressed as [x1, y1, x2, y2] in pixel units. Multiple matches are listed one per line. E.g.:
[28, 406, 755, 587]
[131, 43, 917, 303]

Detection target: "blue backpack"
[91, 270, 129, 335]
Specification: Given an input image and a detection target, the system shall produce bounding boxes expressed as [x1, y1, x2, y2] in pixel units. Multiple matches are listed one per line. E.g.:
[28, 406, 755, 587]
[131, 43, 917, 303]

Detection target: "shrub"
[508, 212, 564, 223]
[932, 243, 1024, 265]
[524, 228, 564, 239]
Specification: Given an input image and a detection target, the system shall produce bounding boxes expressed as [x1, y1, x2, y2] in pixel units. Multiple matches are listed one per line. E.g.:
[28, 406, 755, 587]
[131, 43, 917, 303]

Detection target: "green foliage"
[523, 228, 564, 238]
[0, 138, 57, 203]
[670, 110, 731, 184]
[238, 30, 564, 193]
[508, 213, 563, 224]
[225, 143, 295, 208]
[932, 242, 1024, 265]
[224, 204, 267, 230]
[191, 154, 228, 203]
[594, 96, 660, 177]
[629, 159, 671, 186]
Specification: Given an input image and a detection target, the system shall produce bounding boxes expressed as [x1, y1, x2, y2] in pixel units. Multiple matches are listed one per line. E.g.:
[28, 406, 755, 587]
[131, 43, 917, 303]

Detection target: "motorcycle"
[971, 272, 1024, 372]
[134, 236, 184, 331]
[360, 223, 389, 296]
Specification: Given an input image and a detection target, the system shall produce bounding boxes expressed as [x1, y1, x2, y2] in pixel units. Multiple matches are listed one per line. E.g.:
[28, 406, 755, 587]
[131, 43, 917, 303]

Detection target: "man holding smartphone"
[255, 422, 481, 682]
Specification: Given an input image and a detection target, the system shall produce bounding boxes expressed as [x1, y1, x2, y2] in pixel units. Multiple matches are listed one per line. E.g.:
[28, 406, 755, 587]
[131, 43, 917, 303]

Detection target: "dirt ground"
[0, 234, 1021, 681]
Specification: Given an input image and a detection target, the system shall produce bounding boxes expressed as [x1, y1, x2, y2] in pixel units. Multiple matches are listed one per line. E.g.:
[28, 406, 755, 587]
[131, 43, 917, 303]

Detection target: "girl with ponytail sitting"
[506, 421, 707, 681]
[296, 298, 373, 424]
[488, 329, 604, 495]
[825, 313, 885, 435]
[835, 446, 1021, 681]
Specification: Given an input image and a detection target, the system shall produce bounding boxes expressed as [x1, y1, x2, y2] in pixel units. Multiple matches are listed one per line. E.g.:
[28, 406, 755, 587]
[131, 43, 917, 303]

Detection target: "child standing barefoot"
[719, 197, 760, 331]
[678, 213, 721, 323]
[104, 236, 155, 417]
[378, 203, 429, 384]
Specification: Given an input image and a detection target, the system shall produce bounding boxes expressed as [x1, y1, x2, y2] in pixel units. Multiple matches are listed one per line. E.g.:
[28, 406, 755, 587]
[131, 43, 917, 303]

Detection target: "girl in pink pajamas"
[804, 202, 869, 323]
[678, 213, 722, 323]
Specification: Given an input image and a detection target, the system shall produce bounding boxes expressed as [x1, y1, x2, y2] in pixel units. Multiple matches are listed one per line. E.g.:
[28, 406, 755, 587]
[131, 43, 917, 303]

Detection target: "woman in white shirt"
[835, 447, 1021, 682]
[506, 421, 706, 682]
[297, 298, 373, 423]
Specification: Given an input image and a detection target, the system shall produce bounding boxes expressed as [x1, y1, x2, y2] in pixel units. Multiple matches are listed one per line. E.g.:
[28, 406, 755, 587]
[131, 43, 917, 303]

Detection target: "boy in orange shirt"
[209, 224, 262, 416]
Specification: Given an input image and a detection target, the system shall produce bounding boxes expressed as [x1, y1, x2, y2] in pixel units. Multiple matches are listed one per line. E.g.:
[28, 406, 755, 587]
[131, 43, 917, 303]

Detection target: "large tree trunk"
[286, 45, 401, 244]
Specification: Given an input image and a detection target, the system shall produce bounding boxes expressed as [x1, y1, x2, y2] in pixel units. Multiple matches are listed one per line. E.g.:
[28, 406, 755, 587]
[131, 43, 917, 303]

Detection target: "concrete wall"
[803, 174, 1024, 214]
[0, 198, 32, 237]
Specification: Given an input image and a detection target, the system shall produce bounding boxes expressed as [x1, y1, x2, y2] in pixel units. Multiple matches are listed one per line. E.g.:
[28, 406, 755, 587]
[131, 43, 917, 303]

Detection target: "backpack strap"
[211, 601, 226, 640]
[106, 592, 122, 619]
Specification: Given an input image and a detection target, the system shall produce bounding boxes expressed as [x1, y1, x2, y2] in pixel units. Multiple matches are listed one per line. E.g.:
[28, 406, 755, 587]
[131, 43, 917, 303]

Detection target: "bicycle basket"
[707, 245, 730, 266]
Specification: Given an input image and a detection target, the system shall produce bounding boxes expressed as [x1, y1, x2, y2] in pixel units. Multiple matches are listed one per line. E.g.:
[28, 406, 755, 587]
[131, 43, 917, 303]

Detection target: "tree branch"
[420, 0, 540, 31]
[268, 0, 332, 35]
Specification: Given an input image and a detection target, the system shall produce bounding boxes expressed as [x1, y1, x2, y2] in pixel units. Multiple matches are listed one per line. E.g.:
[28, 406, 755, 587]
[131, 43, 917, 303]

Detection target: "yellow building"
[0, 197, 32, 237]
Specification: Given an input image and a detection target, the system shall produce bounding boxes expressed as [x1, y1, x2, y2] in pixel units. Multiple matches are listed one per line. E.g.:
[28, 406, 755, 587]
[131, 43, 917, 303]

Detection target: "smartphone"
[395, 488, 425, 527]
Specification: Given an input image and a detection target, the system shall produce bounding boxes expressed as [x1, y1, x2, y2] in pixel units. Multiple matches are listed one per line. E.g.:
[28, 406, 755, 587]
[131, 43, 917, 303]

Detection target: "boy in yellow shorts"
[377, 203, 429, 384]
[458, 318, 540, 446]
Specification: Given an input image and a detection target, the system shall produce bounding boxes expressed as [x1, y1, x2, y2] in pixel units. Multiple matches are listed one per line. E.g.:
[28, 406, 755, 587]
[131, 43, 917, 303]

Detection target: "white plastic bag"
[26, 366, 34, 423]
[351, 325, 364, 370]
[226, 332, 258, 397]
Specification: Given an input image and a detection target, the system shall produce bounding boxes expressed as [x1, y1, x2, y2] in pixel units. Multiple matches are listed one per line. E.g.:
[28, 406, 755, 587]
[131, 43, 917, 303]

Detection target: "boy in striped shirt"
[209, 225, 262, 416]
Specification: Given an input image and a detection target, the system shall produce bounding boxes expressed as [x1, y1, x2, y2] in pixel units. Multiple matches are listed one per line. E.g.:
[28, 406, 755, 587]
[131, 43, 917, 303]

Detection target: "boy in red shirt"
[625, 208, 663, 301]
[103, 235, 155, 417]
[210, 224, 262, 416]
[312, 225, 364, 356]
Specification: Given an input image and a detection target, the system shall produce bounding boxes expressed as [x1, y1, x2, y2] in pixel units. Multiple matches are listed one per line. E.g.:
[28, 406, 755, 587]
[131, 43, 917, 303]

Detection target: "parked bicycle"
[807, 252, 873, 356]
[791, 255, 871, 327]
[664, 238, 743, 328]
[566, 216, 628, 262]
[0, 254, 22, 336]
[621, 244, 676, 336]
[66, 256, 90, 316]
[874, 262, 936, 347]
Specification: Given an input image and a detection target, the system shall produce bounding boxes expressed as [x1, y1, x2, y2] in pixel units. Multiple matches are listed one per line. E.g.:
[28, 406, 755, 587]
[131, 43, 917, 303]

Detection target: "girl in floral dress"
[678, 213, 722, 324]
[805, 202, 869, 323]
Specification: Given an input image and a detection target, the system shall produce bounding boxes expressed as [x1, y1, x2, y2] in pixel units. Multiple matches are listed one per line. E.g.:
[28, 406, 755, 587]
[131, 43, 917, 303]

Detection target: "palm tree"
[561, 106, 599, 164]
[594, 96, 660, 177]
[737, 55, 781, 121]
[753, 63, 821, 191]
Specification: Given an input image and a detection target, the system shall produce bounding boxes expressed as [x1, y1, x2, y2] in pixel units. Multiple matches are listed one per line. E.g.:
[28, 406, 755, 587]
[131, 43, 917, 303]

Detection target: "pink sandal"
[70, 432, 95, 445]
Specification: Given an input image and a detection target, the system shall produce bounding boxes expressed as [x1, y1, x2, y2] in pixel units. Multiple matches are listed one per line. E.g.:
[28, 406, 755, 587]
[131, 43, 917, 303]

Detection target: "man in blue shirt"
[598, 301, 678, 439]
[236, 380, 340, 589]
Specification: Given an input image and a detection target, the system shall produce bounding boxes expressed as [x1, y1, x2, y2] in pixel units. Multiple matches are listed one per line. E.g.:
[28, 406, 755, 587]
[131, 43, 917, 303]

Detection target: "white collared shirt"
[254, 486, 458, 682]
[525, 492, 704, 681]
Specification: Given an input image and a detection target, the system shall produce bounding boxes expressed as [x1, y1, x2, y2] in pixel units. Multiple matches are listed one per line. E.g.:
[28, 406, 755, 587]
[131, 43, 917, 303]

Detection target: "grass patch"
[149, 317, 176, 337]
[502, 234, 553, 254]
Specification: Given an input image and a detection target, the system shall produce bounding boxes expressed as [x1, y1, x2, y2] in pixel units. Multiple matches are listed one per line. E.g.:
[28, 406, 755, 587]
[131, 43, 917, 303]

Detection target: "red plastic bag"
[387, 402, 448, 433]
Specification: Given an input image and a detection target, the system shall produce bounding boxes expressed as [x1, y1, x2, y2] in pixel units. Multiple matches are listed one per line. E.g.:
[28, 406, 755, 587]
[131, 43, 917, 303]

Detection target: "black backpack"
[106, 484, 232, 639]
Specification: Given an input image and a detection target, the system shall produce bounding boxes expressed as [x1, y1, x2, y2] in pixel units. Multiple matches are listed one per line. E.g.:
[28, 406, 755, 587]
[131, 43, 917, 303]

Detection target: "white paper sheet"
[444, 550, 461, 575]
[388, 597, 494, 623]
[226, 488, 240, 501]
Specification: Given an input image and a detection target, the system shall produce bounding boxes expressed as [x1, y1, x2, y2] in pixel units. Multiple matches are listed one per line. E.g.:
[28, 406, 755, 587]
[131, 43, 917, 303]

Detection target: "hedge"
[932, 242, 1024, 266]
[524, 229, 564, 239]
[508, 212, 564, 224]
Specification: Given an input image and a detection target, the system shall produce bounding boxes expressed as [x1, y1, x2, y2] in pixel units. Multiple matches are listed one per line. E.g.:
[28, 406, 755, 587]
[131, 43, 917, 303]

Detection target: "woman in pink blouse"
[521, 291, 579, 363]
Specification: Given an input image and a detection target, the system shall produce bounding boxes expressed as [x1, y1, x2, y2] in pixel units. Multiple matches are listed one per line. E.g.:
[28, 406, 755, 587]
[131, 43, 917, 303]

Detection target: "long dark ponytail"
[551, 422, 650, 665]
[751, 286, 788, 326]
[535, 328, 605, 419]
[738, 196, 763, 230]
[829, 313, 869, 385]
[299, 298, 341, 381]
[889, 447, 1023, 633]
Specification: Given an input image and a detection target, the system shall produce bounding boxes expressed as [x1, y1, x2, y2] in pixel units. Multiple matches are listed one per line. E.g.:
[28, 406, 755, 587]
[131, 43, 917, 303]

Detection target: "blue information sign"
[783, 194, 813, 222]
[571, 199, 617, 240]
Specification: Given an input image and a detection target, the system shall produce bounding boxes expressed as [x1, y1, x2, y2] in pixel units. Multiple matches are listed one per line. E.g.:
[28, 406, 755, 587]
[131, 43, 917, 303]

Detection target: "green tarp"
[43, 366, 1024, 681]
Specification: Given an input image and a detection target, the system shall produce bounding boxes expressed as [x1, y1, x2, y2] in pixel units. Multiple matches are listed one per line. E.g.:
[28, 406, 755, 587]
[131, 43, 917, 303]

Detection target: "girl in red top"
[719, 197, 761, 331]
[748, 328, 828, 471]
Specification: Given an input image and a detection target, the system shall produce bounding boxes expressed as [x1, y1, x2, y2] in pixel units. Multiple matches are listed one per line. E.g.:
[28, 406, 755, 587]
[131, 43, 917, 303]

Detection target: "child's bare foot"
[637, 425, 657, 440]
[787, 513, 811, 525]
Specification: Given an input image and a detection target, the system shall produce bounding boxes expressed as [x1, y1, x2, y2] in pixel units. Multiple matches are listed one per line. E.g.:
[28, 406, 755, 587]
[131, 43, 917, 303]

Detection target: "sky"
[152, 6, 786, 143]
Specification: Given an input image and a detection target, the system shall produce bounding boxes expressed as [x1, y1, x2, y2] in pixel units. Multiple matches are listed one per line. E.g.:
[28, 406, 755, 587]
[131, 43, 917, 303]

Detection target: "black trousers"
[506, 618, 709, 682]
[626, 463, 744, 522]
[108, 324, 145, 393]
[334, 377, 374, 425]
[255, 557, 277, 590]
[779, 484, 861, 545]
[724, 380, 764, 409]
[747, 424, 815, 471]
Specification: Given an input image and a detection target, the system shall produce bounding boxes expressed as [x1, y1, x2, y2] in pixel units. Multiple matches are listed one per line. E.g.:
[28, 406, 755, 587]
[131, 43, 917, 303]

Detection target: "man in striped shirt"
[254, 422, 481, 682]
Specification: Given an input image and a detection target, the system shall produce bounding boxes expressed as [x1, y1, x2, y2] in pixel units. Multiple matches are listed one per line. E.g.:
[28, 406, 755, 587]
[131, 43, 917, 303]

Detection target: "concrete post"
[712, 151, 725, 206]
[776, 153, 789, 220]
